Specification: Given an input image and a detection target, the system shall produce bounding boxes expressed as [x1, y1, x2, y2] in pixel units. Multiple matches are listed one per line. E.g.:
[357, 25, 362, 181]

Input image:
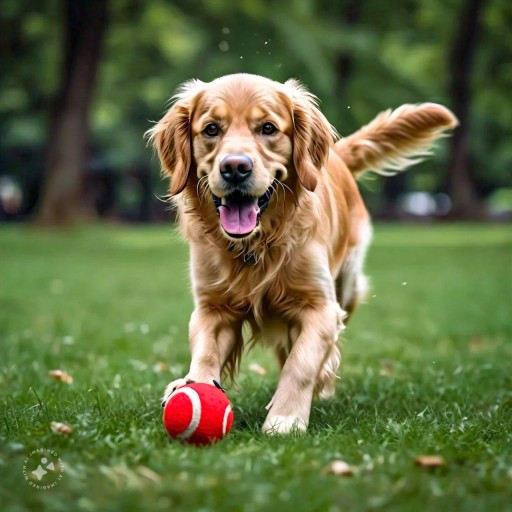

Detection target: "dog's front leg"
[162, 308, 239, 405]
[262, 302, 344, 434]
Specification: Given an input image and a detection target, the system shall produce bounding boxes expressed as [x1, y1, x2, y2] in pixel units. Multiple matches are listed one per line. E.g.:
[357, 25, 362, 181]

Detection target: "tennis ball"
[162, 382, 234, 445]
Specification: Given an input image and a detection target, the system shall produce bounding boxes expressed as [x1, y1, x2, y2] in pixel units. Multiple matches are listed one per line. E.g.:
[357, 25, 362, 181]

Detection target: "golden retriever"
[148, 73, 457, 434]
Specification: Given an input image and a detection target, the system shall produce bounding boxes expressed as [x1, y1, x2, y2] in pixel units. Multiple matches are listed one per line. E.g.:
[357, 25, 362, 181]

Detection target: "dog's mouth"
[212, 185, 274, 238]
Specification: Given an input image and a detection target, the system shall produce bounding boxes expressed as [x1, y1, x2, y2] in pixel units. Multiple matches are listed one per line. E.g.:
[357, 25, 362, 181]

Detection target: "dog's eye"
[204, 123, 220, 137]
[261, 122, 277, 135]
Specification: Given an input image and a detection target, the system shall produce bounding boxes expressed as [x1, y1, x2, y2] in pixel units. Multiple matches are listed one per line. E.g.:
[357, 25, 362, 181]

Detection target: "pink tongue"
[219, 199, 260, 235]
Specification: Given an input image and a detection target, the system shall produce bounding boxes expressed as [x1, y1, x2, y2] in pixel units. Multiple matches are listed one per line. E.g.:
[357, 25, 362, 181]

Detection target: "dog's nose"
[220, 154, 253, 185]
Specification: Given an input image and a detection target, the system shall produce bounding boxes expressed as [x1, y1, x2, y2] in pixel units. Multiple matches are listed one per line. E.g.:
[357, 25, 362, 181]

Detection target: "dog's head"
[148, 74, 335, 240]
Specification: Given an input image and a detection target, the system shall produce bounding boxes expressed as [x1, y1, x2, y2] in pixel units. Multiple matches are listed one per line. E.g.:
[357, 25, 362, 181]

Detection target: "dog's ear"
[284, 79, 336, 191]
[146, 80, 204, 196]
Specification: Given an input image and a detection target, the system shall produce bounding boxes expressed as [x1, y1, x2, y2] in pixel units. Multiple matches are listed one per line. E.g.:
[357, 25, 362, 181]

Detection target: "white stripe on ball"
[173, 387, 201, 440]
[222, 404, 232, 436]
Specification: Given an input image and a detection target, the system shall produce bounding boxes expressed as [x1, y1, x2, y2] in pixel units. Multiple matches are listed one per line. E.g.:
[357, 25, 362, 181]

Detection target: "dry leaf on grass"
[322, 460, 354, 476]
[414, 455, 446, 468]
[137, 466, 162, 483]
[50, 421, 73, 435]
[152, 362, 168, 374]
[470, 335, 484, 352]
[48, 369, 73, 384]
[248, 362, 267, 376]
[378, 359, 396, 377]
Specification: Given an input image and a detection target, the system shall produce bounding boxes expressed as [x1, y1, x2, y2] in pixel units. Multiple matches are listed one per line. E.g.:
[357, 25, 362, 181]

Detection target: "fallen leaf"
[153, 362, 168, 373]
[322, 460, 354, 476]
[48, 369, 73, 384]
[379, 359, 395, 377]
[137, 465, 162, 483]
[470, 335, 483, 352]
[50, 421, 73, 435]
[414, 455, 446, 468]
[248, 362, 267, 376]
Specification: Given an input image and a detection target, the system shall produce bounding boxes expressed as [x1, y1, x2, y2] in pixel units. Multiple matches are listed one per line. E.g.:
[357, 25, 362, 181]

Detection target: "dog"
[148, 73, 457, 434]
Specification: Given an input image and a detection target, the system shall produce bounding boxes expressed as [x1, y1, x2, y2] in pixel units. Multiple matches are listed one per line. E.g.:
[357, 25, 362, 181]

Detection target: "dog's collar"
[243, 252, 258, 266]
[227, 243, 258, 266]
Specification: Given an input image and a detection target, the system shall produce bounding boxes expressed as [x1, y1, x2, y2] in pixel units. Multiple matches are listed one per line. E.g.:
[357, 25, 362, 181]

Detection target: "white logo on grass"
[22, 448, 64, 490]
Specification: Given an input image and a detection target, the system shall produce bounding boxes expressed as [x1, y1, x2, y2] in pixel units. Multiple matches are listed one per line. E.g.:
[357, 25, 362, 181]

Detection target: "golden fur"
[148, 73, 457, 434]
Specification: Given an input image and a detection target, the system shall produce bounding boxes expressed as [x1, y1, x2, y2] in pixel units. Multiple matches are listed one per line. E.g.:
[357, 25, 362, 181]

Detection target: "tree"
[447, 0, 487, 218]
[2, 0, 509, 223]
[334, 0, 361, 104]
[36, 0, 108, 225]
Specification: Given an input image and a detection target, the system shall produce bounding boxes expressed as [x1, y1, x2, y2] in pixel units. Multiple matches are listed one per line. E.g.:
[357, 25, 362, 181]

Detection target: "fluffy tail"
[334, 103, 458, 177]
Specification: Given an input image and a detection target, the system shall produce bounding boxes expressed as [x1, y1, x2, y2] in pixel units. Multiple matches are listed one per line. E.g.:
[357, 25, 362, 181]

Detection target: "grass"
[0, 223, 511, 512]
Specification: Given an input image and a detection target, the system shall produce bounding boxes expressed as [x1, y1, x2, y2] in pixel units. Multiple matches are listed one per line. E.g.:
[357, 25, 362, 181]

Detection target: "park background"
[1, 2, 511, 512]
[0, 0, 511, 223]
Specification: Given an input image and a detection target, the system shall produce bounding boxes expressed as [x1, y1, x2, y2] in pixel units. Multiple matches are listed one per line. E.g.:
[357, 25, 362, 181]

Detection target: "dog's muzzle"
[212, 184, 275, 238]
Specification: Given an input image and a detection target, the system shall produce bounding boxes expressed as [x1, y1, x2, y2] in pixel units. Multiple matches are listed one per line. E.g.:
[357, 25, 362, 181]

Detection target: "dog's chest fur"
[192, 241, 330, 323]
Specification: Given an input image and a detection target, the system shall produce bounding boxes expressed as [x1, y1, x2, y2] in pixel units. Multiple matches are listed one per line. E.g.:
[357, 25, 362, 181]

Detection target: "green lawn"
[1, 224, 511, 512]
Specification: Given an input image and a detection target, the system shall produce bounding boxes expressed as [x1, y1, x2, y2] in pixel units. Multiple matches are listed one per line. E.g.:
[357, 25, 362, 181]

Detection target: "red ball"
[162, 383, 234, 446]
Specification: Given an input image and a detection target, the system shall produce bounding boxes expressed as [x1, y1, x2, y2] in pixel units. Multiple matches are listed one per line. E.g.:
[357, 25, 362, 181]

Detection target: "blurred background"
[1, 0, 511, 225]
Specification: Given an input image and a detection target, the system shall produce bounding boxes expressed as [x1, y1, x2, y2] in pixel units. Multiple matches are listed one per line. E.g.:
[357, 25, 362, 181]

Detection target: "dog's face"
[149, 74, 334, 240]
[191, 75, 293, 239]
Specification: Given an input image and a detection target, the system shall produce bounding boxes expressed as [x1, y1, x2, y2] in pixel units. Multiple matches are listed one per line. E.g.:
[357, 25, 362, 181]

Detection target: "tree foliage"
[1, 0, 510, 220]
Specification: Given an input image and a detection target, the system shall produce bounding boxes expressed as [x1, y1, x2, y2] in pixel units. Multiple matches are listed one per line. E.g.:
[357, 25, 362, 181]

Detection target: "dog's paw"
[161, 377, 225, 407]
[261, 415, 308, 435]
[161, 378, 193, 407]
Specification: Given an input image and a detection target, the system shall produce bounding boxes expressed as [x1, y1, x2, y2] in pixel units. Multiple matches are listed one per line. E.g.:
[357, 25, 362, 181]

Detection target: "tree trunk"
[35, 0, 108, 225]
[334, 1, 361, 106]
[447, 0, 486, 219]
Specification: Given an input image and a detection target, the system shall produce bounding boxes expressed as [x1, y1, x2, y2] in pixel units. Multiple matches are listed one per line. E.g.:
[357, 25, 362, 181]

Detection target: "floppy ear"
[146, 81, 203, 196]
[284, 79, 336, 191]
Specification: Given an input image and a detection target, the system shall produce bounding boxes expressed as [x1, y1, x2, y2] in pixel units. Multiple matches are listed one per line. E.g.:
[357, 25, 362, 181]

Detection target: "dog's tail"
[334, 103, 458, 178]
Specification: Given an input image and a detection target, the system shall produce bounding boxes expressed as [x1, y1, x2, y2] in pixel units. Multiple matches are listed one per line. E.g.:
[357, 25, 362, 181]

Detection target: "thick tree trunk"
[36, 0, 107, 225]
[447, 0, 486, 219]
